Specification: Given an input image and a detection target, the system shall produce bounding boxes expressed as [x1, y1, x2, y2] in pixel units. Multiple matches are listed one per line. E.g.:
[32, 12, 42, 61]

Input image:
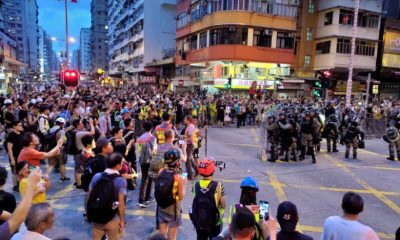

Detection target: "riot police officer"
[299, 111, 318, 164]
[343, 121, 364, 159]
[324, 114, 339, 153]
[266, 113, 279, 162]
[278, 113, 299, 161]
[384, 112, 400, 161]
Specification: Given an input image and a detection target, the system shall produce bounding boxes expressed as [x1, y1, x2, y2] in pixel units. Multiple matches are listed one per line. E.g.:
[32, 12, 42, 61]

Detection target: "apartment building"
[80, 28, 91, 74]
[90, 0, 109, 74]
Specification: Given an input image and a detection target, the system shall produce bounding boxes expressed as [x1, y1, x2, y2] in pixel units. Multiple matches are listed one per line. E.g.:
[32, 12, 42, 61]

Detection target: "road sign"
[372, 85, 379, 94]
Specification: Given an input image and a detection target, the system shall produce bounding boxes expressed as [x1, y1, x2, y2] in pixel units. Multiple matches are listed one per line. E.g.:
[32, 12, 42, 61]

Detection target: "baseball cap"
[96, 137, 110, 152]
[277, 201, 299, 232]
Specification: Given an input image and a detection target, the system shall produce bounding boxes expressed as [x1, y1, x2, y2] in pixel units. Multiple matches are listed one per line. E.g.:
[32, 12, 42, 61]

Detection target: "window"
[199, 31, 207, 48]
[209, 27, 248, 46]
[316, 41, 331, 54]
[253, 29, 272, 47]
[306, 28, 313, 41]
[324, 12, 333, 25]
[177, 12, 190, 28]
[190, 35, 198, 50]
[309, 0, 315, 13]
[339, 9, 354, 25]
[362, 13, 379, 28]
[336, 38, 351, 54]
[276, 32, 294, 49]
[356, 40, 375, 56]
[304, 55, 311, 68]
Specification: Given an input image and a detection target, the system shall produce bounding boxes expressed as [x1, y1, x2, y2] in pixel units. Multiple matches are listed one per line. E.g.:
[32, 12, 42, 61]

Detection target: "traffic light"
[322, 70, 332, 79]
[314, 81, 322, 88]
[313, 89, 322, 97]
[62, 69, 80, 87]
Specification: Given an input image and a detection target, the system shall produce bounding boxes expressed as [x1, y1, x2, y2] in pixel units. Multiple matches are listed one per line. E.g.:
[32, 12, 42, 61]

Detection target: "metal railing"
[361, 117, 387, 139]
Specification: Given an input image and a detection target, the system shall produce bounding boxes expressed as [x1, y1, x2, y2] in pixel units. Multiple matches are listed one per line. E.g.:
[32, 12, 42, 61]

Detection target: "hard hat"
[4, 99, 12, 105]
[121, 108, 129, 114]
[240, 176, 259, 191]
[55, 117, 66, 124]
[164, 149, 180, 165]
[198, 158, 215, 176]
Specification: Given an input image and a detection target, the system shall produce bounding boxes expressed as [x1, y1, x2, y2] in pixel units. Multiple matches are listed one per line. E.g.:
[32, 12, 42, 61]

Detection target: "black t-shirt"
[5, 131, 23, 159]
[19, 109, 28, 122]
[0, 190, 17, 225]
[91, 154, 107, 174]
[4, 111, 15, 128]
[267, 231, 314, 240]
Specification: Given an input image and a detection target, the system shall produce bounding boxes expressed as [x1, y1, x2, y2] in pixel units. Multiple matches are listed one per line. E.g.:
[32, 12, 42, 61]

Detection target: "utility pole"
[345, 0, 360, 108]
[65, 0, 69, 68]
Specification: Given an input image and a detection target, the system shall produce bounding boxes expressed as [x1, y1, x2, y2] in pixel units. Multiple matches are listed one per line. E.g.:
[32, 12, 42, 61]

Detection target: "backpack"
[81, 156, 98, 192]
[155, 169, 176, 209]
[44, 128, 61, 150]
[344, 125, 358, 143]
[190, 181, 220, 232]
[65, 129, 79, 155]
[149, 152, 165, 179]
[87, 173, 120, 224]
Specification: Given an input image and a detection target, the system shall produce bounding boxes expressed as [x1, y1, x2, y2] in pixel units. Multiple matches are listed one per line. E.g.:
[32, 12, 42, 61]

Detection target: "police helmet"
[240, 176, 259, 192]
[386, 127, 399, 142]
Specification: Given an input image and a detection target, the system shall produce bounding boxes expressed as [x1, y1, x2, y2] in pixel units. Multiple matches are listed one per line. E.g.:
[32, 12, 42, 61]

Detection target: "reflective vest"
[138, 108, 145, 121]
[155, 123, 172, 144]
[192, 108, 197, 117]
[193, 128, 199, 148]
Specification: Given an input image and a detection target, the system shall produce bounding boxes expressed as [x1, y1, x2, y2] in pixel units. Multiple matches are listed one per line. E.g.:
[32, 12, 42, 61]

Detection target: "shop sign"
[372, 85, 379, 94]
[384, 31, 400, 54]
[214, 79, 274, 89]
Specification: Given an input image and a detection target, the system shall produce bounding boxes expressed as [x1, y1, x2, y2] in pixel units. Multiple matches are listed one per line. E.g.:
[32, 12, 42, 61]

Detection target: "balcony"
[176, 45, 295, 66]
[314, 53, 377, 71]
[316, 24, 380, 41]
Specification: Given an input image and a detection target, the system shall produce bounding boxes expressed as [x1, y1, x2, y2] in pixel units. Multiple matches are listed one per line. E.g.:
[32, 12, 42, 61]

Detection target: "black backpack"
[65, 129, 79, 155]
[87, 173, 120, 224]
[44, 128, 61, 150]
[155, 169, 176, 209]
[344, 125, 358, 143]
[81, 156, 98, 192]
[190, 181, 220, 232]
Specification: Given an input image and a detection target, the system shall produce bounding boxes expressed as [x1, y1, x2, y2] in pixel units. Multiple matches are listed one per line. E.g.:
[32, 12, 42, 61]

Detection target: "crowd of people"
[0, 84, 399, 240]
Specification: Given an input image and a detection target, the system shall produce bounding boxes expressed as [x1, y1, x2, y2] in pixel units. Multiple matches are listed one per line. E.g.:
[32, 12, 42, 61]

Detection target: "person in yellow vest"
[228, 176, 269, 240]
[190, 158, 226, 239]
[209, 100, 217, 127]
[155, 113, 174, 145]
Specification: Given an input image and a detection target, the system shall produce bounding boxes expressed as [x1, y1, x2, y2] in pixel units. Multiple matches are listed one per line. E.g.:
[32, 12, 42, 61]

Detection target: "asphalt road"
[1, 127, 399, 240]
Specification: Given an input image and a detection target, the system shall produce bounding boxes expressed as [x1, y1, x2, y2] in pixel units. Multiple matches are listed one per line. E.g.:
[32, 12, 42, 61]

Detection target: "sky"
[37, 0, 91, 54]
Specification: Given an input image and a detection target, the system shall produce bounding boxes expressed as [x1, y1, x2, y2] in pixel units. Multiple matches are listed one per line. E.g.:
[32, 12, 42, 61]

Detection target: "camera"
[214, 161, 226, 171]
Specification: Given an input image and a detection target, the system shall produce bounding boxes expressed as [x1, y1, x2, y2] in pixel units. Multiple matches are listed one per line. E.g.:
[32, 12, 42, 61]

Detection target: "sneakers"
[137, 202, 150, 208]
[59, 177, 71, 183]
[75, 185, 83, 190]
[145, 198, 155, 204]
[387, 156, 395, 161]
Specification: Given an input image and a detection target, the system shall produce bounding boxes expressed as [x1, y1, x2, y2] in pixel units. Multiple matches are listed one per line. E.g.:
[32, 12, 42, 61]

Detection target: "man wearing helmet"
[299, 111, 319, 164]
[324, 114, 339, 153]
[278, 113, 300, 162]
[384, 114, 400, 161]
[343, 121, 364, 159]
[156, 149, 186, 240]
[47, 117, 70, 182]
[190, 158, 226, 239]
[266, 114, 279, 162]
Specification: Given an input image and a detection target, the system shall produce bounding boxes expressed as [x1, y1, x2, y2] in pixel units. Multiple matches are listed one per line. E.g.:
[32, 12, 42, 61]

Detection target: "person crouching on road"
[190, 158, 226, 240]
[156, 149, 186, 240]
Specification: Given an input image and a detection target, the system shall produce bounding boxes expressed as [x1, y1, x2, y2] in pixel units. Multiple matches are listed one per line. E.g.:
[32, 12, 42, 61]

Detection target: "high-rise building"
[80, 28, 91, 74]
[108, 0, 176, 84]
[72, 49, 81, 71]
[384, 0, 400, 18]
[2, 0, 39, 72]
[90, 0, 108, 73]
[38, 27, 54, 76]
[175, 0, 298, 91]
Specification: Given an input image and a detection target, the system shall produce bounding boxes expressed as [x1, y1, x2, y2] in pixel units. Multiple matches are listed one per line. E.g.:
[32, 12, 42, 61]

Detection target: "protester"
[321, 192, 379, 240]
[0, 169, 42, 240]
[87, 153, 127, 240]
[11, 203, 55, 240]
[17, 161, 50, 204]
[5, 120, 24, 192]
[0, 166, 16, 225]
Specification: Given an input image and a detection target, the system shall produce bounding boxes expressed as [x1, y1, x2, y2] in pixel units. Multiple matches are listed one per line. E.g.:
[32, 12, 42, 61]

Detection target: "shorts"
[157, 208, 182, 228]
[74, 154, 84, 174]
[49, 153, 67, 166]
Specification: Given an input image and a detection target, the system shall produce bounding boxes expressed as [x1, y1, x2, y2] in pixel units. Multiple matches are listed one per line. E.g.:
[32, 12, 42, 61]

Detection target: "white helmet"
[55, 117, 66, 124]
[4, 99, 12, 105]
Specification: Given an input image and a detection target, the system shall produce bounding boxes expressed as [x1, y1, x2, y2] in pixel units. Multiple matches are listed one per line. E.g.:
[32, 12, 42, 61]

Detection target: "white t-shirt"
[321, 216, 379, 240]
